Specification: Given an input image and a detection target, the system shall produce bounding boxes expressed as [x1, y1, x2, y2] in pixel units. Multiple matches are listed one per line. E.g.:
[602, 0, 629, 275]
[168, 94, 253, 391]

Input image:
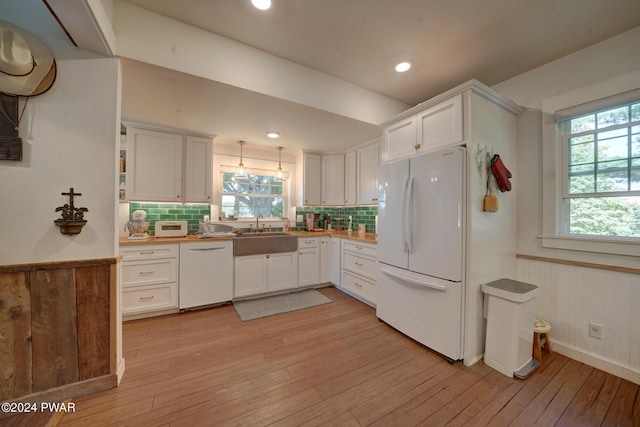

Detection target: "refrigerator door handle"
[407, 176, 414, 253]
[381, 267, 447, 291]
[401, 176, 409, 252]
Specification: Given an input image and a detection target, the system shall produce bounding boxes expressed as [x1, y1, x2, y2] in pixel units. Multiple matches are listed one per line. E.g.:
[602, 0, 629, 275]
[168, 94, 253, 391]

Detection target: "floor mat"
[233, 289, 331, 321]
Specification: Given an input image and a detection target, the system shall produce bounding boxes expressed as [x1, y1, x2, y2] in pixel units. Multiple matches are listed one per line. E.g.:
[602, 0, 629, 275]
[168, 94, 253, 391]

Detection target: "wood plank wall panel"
[76, 265, 111, 380]
[30, 269, 79, 392]
[0, 273, 32, 401]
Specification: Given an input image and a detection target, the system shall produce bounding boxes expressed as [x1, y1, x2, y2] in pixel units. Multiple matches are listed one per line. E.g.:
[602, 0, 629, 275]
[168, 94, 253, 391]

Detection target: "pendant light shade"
[234, 140, 248, 180]
[275, 146, 287, 182]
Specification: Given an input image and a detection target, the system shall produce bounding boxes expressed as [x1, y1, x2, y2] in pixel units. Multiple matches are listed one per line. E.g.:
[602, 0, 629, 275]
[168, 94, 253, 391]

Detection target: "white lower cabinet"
[121, 244, 179, 319]
[330, 237, 342, 286]
[340, 240, 377, 306]
[234, 252, 298, 298]
[320, 236, 331, 283]
[298, 237, 320, 287]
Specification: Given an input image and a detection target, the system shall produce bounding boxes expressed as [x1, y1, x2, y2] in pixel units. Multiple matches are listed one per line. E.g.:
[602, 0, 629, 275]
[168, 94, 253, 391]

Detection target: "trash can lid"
[482, 278, 538, 302]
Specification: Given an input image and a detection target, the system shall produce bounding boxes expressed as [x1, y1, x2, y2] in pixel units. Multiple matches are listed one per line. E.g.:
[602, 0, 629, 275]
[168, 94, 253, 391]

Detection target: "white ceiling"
[3, 0, 640, 153]
[122, 0, 640, 105]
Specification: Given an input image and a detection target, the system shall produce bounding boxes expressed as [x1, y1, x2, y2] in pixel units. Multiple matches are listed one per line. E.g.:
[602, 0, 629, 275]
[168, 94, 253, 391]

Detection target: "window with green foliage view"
[561, 101, 640, 238]
[220, 171, 285, 219]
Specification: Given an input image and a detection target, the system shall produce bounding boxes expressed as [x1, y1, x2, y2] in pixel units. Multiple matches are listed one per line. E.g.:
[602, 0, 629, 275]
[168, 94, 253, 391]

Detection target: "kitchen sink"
[233, 232, 298, 256]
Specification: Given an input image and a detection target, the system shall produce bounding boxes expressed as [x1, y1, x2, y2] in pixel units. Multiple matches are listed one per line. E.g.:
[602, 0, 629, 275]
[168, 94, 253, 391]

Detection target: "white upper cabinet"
[382, 115, 416, 162]
[382, 94, 463, 162]
[300, 152, 322, 206]
[184, 136, 212, 203]
[127, 128, 183, 202]
[416, 94, 463, 152]
[357, 141, 380, 205]
[126, 126, 213, 203]
[344, 150, 357, 205]
[322, 154, 345, 206]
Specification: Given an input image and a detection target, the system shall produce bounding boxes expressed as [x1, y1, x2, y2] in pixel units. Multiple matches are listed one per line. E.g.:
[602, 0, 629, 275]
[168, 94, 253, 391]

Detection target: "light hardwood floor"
[44, 286, 640, 426]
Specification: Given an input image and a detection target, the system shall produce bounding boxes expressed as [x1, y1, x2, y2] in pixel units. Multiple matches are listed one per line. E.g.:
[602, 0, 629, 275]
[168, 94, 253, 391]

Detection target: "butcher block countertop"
[289, 230, 377, 244]
[120, 230, 377, 246]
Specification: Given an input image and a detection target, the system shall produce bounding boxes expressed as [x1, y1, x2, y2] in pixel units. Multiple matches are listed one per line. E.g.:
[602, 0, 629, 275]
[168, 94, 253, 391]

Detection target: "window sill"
[539, 234, 640, 257]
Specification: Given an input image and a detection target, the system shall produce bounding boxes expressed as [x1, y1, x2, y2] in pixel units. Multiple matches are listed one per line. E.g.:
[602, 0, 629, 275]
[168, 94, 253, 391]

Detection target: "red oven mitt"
[490, 154, 512, 192]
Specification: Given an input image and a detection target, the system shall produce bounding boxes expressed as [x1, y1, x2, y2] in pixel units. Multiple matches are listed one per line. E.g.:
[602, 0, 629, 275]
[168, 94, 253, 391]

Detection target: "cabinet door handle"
[140, 251, 155, 255]
[414, 143, 421, 150]
[139, 271, 154, 275]
[355, 246, 363, 250]
[354, 282, 362, 288]
[177, 195, 181, 198]
[266, 254, 270, 259]
[139, 296, 154, 301]
[354, 262, 363, 266]
[371, 198, 378, 201]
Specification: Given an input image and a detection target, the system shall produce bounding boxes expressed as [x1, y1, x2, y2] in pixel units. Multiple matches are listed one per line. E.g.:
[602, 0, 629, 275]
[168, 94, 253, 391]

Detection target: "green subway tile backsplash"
[130, 203, 210, 235]
[295, 206, 378, 233]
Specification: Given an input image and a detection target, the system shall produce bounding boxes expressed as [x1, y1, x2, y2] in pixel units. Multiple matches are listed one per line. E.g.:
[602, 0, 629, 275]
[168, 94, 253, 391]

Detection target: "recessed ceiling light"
[267, 131, 280, 139]
[395, 62, 411, 72]
[251, 0, 271, 10]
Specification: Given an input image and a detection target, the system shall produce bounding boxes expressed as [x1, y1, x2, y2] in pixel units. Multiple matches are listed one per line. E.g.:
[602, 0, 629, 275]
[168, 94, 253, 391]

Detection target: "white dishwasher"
[179, 240, 233, 309]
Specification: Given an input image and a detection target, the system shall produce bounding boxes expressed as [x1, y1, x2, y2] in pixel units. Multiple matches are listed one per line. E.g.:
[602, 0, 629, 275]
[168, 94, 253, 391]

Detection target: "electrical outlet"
[589, 322, 604, 340]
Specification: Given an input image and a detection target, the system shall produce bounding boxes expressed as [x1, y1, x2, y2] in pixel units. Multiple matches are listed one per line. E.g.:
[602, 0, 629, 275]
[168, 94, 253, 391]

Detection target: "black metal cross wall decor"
[54, 187, 89, 235]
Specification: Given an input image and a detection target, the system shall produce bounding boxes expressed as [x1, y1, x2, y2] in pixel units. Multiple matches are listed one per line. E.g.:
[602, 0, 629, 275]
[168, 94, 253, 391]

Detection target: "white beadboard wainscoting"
[516, 256, 640, 384]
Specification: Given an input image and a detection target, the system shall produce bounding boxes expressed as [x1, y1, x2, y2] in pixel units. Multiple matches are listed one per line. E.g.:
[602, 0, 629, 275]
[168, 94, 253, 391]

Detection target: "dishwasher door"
[179, 240, 233, 309]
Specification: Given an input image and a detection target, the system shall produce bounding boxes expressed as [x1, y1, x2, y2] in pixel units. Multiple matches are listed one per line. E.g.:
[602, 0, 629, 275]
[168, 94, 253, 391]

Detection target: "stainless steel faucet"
[256, 214, 263, 232]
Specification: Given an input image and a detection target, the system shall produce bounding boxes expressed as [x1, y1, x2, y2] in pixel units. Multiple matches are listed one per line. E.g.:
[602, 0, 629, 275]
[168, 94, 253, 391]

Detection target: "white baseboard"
[117, 358, 126, 385]
[464, 353, 484, 367]
[552, 340, 640, 385]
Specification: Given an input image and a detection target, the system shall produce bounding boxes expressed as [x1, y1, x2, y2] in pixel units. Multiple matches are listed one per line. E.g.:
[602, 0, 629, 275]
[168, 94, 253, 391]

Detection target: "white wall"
[493, 26, 640, 384]
[0, 58, 121, 264]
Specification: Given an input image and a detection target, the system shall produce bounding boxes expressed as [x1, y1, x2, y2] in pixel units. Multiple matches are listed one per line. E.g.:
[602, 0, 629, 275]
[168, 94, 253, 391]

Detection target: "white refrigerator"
[377, 146, 465, 362]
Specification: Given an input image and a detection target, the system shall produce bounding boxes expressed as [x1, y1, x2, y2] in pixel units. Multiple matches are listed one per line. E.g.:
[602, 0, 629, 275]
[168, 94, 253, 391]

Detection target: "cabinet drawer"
[342, 252, 377, 280]
[343, 241, 377, 258]
[341, 270, 376, 305]
[122, 258, 177, 286]
[121, 244, 177, 261]
[298, 237, 319, 248]
[122, 283, 178, 314]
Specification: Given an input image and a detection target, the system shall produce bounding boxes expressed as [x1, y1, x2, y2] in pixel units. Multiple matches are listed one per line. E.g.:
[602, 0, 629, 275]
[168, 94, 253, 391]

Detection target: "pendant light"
[234, 140, 248, 180]
[275, 146, 287, 182]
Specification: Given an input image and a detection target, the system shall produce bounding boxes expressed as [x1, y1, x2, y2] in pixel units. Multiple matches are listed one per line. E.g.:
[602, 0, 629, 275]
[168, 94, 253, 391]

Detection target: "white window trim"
[540, 69, 640, 256]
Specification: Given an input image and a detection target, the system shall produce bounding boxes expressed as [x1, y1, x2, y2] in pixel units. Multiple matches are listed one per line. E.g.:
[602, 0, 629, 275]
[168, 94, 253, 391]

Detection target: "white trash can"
[482, 278, 539, 379]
